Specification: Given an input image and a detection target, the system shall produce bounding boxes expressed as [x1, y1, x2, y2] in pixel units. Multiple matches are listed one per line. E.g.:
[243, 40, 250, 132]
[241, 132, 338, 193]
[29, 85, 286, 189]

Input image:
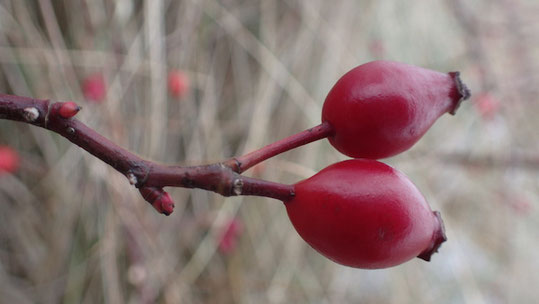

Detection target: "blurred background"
[0, 0, 538, 303]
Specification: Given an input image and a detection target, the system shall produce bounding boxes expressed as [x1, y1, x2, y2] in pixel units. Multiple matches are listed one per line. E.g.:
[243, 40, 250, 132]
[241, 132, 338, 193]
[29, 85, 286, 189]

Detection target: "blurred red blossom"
[168, 70, 189, 98]
[82, 73, 107, 103]
[368, 39, 386, 57]
[218, 218, 243, 254]
[510, 196, 532, 216]
[0, 146, 19, 175]
[474, 92, 500, 120]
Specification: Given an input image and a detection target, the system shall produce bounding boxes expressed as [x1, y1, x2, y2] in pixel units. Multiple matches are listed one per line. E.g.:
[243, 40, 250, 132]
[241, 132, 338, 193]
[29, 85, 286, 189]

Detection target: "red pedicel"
[285, 159, 446, 269]
[322, 60, 470, 159]
[168, 70, 189, 98]
[82, 73, 107, 103]
[58, 102, 81, 119]
[0, 146, 19, 175]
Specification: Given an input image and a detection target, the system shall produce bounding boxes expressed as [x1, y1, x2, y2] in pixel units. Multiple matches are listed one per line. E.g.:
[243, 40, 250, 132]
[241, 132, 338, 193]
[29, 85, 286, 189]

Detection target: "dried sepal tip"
[417, 211, 447, 261]
[59, 101, 81, 119]
[138, 187, 175, 216]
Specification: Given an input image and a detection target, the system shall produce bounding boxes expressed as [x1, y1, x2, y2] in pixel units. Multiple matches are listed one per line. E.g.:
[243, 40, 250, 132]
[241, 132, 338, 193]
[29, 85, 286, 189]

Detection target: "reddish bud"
[168, 70, 189, 98]
[58, 101, 81, 119]
[0, 146, 19, 175]
[218, 218, 243, 254]
[138, 187, 175, 215]
[82, 73, 107, 103]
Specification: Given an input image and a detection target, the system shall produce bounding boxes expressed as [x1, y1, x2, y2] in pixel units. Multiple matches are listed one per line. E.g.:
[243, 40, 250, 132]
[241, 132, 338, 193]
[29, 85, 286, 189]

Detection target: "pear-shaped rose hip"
[285, 159, 446, 269]
[224, 61, 470, 174]
[322, 60, 470, 159]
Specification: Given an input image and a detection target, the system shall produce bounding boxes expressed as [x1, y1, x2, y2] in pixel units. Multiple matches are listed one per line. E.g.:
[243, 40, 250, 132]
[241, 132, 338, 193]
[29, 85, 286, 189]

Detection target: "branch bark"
[0, 94, 295, 215]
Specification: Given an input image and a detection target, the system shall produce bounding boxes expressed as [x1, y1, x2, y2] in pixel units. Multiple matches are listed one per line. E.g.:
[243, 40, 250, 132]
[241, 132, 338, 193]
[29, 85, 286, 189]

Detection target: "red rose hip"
[285, 159, 446, 269]
[322, 60, 470, 159]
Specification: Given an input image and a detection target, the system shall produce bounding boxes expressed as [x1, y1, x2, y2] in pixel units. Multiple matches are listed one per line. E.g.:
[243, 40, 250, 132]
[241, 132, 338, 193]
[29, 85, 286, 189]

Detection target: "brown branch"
[0, 94, 295, 215]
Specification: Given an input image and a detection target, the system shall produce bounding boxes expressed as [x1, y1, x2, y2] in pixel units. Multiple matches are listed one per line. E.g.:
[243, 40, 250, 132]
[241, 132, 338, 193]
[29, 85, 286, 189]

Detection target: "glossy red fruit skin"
[285, 159, 446, 269]
[322, 60, 470, 159]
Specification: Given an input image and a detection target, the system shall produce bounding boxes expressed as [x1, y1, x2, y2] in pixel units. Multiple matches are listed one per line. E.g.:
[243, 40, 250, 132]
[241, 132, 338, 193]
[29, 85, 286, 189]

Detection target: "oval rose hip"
[285, 159, 446, 269]
[322, 60, 470, 159]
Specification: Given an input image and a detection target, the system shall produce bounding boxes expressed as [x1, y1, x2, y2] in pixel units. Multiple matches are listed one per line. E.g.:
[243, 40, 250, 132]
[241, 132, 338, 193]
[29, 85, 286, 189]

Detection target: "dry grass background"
[0, 0, 538, 303]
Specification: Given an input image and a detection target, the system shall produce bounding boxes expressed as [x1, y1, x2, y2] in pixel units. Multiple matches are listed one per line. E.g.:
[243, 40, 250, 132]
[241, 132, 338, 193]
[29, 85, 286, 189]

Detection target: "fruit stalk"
[224, 122, 334, 173]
